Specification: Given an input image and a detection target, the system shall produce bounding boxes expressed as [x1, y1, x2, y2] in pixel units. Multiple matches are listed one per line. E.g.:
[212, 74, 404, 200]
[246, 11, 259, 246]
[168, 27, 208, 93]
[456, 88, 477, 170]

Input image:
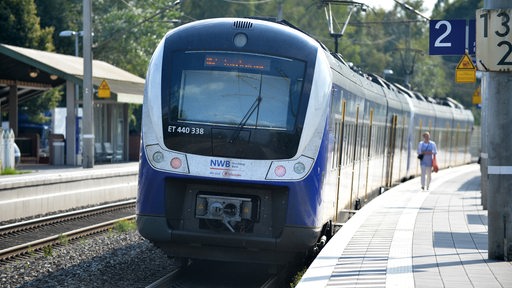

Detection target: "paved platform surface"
[1, 162, 138, 185]
[298, 164, 512, 288]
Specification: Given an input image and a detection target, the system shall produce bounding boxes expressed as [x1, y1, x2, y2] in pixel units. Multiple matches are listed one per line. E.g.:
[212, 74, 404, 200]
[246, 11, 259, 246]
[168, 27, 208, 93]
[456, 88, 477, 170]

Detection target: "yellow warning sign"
[98, 79, 111, 98]
[472, 86, 481, 105]
[455, 53, 476, 83]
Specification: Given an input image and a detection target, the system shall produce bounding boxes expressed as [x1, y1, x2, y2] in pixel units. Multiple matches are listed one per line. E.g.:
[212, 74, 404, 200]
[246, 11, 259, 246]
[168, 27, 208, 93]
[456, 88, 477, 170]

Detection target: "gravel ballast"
[0, 231, 175, 288]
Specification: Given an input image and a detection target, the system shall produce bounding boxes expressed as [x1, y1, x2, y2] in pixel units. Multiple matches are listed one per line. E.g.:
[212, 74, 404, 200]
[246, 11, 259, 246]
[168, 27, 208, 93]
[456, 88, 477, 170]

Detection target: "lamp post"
[59, 31, 82, 99]
[58, 31, 82, 99]
[58, 30, 83, 57]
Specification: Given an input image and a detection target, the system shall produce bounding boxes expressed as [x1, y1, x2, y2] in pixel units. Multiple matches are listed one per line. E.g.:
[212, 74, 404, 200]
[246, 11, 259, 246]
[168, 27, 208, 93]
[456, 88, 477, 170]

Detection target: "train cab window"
[179, 70, 292, 130]
[166, 52, 305, 129]
[161, 51, 309, 159]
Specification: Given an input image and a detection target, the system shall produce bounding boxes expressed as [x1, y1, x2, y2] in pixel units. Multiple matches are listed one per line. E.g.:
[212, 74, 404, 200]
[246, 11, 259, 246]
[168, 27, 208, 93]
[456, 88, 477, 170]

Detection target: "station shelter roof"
[0, 43, 145, 111]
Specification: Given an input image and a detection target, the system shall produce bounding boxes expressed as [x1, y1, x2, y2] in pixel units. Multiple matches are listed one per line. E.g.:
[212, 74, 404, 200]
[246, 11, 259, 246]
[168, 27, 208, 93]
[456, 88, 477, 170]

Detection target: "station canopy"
[0, 43, 145, 111]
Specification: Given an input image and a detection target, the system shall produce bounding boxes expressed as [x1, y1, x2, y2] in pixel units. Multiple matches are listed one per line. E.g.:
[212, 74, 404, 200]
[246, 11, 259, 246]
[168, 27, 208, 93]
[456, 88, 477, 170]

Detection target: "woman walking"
[418, 131, 437, 190]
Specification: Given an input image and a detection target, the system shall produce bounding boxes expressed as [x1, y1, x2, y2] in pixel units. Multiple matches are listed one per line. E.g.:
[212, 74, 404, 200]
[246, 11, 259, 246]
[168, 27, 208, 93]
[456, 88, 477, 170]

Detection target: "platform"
[297, 164, 512, 288]
[0, 162, 138, 223]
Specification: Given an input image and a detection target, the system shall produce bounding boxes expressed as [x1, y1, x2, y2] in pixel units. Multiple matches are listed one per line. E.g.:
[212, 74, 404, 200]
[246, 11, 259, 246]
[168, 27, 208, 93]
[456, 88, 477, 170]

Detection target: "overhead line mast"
[321, 0, 369, 53]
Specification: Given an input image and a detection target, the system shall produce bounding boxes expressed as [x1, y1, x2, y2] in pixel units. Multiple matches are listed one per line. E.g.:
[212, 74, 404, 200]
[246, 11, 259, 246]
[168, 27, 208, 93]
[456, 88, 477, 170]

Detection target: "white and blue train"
[137, 18, 474, 264]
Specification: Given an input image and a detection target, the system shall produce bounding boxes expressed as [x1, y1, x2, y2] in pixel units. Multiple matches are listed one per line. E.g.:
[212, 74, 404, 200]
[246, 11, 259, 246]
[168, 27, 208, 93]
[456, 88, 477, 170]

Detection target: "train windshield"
[179, 70, 291, 129]
[162, 51, 308, 159]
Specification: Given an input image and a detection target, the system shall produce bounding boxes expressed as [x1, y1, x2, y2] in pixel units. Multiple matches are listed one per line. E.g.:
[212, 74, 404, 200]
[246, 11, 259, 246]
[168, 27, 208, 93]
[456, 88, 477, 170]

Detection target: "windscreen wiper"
[229, 95, 262, 143]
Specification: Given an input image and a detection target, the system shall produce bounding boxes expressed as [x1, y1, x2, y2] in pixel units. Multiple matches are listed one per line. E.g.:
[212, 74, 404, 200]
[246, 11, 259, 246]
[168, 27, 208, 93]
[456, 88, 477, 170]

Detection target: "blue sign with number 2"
[429, 19, 467, 55]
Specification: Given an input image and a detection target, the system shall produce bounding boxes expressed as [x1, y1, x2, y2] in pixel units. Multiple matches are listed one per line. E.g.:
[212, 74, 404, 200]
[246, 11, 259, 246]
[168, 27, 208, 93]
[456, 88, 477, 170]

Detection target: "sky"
[364, 0, 438, 17]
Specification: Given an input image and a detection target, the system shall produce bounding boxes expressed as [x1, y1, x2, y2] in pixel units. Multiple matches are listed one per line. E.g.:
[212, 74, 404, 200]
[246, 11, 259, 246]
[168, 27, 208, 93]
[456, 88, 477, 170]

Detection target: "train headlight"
[274, 165, 286, 177]
[266, 155, 314, 180]
[294, 162, 306, 174]
[144, 144, 189, 174]
[152, 151, 164, 163]
[170, 157, 182, 169]
[233, 33, 248, 48]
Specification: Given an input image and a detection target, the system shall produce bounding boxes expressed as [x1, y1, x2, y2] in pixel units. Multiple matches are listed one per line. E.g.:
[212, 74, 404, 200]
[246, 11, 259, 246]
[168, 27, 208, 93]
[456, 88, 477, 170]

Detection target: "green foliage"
[58, 234, 69, 246]
[21, 87, 62, 124]
[113, 219, 137, 233]
[0, 168, 17, 175]
[35, 0, 82, 55]
[0, 0, 54, 50]
[42, 245, 53, 257]
[128, 104, 142, 133]
[0, 168, 29, 176]
[91, 0, 182, 77]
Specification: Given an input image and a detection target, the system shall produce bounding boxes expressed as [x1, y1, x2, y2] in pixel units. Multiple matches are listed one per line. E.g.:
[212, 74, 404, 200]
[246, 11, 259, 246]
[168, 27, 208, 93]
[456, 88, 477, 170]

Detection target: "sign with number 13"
[476, 9, 512, 71]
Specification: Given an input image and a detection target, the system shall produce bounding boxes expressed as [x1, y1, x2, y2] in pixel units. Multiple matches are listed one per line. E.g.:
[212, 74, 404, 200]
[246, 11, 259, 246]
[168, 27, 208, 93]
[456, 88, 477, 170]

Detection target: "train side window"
[343, 123, 351, 166]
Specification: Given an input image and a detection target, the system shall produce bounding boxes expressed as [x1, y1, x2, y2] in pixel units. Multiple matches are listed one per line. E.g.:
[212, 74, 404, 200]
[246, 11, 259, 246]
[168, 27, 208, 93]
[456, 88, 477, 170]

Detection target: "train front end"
[137, 18, 333, 263]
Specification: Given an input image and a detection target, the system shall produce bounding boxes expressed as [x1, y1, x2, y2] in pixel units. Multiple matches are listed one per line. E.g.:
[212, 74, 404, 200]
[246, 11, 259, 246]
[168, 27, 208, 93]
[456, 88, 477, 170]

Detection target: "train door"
[416, 119, 424, 176]
[349, 105, 360, 209]
[464, 124, 471, 163]
[397, 116, 406, 181]
[453, 123, 461, 165]
[334, 100, 346, 223]
[446, 122, 452, 166]
[385, 114, 398, 187]
[364, 109, 374, 201]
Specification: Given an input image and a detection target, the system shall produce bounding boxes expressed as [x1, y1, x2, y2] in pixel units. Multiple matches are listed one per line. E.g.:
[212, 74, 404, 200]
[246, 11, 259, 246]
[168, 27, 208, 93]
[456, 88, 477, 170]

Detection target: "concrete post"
[480, 73, 488, 210]
[82, 0, 94, 168]
[8, 85, 17, 136]
[66, 81, 77, 166]
[485, 0, 512, 261]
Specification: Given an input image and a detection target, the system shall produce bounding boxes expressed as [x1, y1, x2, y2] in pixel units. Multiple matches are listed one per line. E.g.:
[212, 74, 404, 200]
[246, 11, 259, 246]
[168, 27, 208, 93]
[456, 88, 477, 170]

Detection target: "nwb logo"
[210, 159, 231, 168]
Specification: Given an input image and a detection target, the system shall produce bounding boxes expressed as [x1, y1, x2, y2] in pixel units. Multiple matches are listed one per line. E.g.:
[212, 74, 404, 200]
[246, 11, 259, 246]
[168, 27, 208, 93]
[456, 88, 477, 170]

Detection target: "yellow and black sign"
[98, 79, 111, 98]
[472, 86, 481, 105]
[455, 53, 476, 83]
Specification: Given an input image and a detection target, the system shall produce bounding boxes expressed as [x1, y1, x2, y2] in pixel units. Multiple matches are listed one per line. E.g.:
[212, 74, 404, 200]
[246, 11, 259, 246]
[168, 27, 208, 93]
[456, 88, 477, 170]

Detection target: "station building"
[0, 43, 144, 166]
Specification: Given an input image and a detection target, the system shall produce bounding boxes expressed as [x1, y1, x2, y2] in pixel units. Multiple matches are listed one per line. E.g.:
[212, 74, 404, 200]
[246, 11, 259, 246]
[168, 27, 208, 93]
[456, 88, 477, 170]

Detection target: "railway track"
[0, 200, 136, 262]
[1, 199, 298, 287]
[146, 259, 295, 288]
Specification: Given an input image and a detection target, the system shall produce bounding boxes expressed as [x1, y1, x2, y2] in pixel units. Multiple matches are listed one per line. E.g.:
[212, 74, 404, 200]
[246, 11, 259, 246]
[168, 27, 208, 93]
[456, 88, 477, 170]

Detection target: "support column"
[65, 81, 77, 166]
[487, 73, 512, 261]
[480, 73, 488, 210]
[8, 85, 18, 136]
[82, 0, 94, 168]
[484, 0, 512, 261]
[123, 103, 129, 160]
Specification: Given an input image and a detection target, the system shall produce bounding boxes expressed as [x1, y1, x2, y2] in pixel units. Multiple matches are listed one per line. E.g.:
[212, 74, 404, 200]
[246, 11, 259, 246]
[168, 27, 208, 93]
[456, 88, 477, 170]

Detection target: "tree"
[91, 0, 182, 77]
[35, 0, 82, 56]
[0, 0, 54, 50]
[22, 88, 63, 123]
